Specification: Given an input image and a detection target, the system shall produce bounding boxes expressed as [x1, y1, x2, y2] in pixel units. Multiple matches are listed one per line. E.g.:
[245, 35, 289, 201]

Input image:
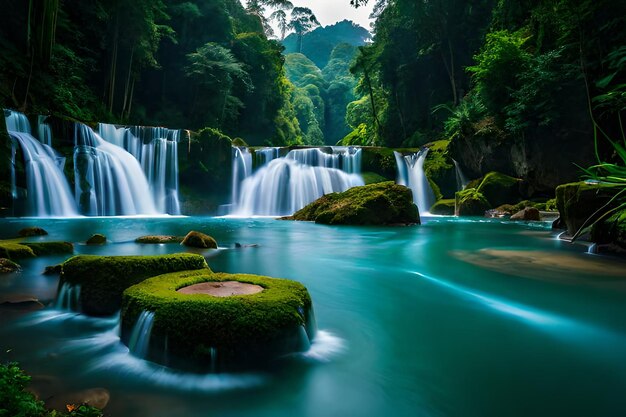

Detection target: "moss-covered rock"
[121, 269, 314, 371]
[455, 189, 490, 216]
[17, 227, 48, 237]
[60, 254, 209, 316]
[286, 182, 420, 225]
[0, 240, 36, 259]
[181, 231, 218, 249]
[476, 172, 523, 208]
[135, 235, 185, 244]
[361, 172, 389, 185]
[0, 258, 21, 273]
[86, 234, 107, 245]
[430, 199, 456, 215]
[423, 140, 458, 199]
[555, 182, 625, 235]
[592, 209, 626, 250]
[23, 242, 74, 256]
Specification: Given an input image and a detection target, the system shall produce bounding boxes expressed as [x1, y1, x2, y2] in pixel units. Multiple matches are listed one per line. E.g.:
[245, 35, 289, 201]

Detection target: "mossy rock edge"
[121, 270, 315, 371]
[60, 254, 209, 316]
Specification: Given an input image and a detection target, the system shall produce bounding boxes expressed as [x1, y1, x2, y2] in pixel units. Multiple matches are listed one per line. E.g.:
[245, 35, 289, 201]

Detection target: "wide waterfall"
[233, 147, 364, 217]
[74, 124, 158, 216]
[395, 149, 435, 214]
[99, 124, 181, 214]
[4, 110, 78, 217]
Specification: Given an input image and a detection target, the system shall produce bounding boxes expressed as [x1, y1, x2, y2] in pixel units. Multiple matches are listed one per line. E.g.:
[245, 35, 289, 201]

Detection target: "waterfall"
[37, 116, 53, 147]
[231, 147, 253, 208]
[99, 124, 181, 214]
[74, 124, 158, 216]
[452, 158, 469, 191]
[128, 311, 155, 359]
[395, 149, 435, 214]
[255, 147, 280, 167]
[233, 148, 364, 216]
[5, 110, 78, 217]
[54, 283, 81, 311]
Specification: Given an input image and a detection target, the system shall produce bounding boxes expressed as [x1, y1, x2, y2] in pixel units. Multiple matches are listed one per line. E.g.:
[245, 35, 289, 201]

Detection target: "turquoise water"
[1, 217, 626, 417]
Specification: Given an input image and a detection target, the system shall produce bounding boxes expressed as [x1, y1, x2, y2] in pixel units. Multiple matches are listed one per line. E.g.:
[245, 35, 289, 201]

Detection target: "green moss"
[0, 240, 36, 260]
[181, 231, 218, 249]
[455, 189, 490, 216]
[430, 199, 456, 215]
[476, 171, 522, 207]
[61, 254, 209, 316]
[361, 172, 389, 185]
[232, 138, 249, 147]
[86, 234, 106, 245]
[121, 270, 313, 370]
[135, 235, 185, 244]
[423, 140, 457, 199]
[286, 182, 419, 225]
[23, 242, 74, 256]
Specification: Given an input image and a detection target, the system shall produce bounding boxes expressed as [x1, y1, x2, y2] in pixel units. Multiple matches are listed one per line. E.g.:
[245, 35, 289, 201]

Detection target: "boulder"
[592, 208, 626, 251]
[121, 269, 315, 371]
[135, 235, 184, 244]
[60, 254, 209, 316]
[511, 207, 541, 221]
[18, 227, 48, 237]
[555, 182, 624, 235]
[285, 182, 419, 225]
[455, 189, 491, 216]
[181, 231, 218, 249]
[0, 240, 36, 259]
[44, 264, 62, 275]
[430, 199, 456, 216]
[86, 234, 107, 245]
[23, 242, 74, 256]
[0, 258, 21, 273]
[476, 172, 523, 208]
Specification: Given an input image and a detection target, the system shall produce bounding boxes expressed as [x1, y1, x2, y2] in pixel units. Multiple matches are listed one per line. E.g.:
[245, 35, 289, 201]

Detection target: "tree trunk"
[122, 45, 135, 119]
[441, 39, 458, 106]
[108, 15, 120, 114]
[126, 76, 136, 120]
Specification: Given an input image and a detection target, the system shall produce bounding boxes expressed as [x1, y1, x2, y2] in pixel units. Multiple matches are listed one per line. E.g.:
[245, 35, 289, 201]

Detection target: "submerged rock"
[285, 182, 419, 225]
[43, 264, 62, 275]
[121, 269, 315, 371]
[60, 254, 209, 316]
[0, 258, 21, 273]
[430, 199, 455, 216]
[511, 207, 541, 221]
[46, 388, 110, 412]
[136, 235, 184, 244]
[455, 189, 490, 216]
[181, 231, 218, 249]
[86, 234, 107, 245]
[18, 227, 48, 237]
[0, 240, 36, 259]
[0, 240, 73, 259]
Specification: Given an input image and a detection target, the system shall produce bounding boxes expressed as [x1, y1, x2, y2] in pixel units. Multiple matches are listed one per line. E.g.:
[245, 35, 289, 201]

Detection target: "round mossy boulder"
[181, 231, 218, 249]
[136, 235, 184, 244]
[510, 207, 541, 221]
[430, 199, 455, 216]
[121, 270, 315, 371]
[86, 234, 107, 245]
[455, 189, 490, 216]
[285, 182, 420, 225]
[476, 172, 523, 208]
[18, 227, 48, 237]
[60, 254, 209, 316]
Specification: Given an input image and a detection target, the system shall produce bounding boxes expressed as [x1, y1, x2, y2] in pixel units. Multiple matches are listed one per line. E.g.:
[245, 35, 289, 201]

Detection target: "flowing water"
[1, 216, 626, 417]
[395, 150, 436, 214]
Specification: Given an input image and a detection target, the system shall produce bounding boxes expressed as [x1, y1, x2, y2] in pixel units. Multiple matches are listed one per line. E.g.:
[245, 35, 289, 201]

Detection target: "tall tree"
[289, 7, 320, 53]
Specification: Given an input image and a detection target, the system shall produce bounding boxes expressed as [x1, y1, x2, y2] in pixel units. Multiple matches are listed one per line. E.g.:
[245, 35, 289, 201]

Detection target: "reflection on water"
[1, 217, 626, 417]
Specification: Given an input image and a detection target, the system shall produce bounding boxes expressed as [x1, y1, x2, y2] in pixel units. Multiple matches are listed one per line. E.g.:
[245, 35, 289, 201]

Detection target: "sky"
[246, 0, 376, 35]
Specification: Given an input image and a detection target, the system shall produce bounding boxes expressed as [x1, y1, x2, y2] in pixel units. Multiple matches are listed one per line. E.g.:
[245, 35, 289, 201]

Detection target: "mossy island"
[121, 269, 315, 371]
[284, 182, 419, 226]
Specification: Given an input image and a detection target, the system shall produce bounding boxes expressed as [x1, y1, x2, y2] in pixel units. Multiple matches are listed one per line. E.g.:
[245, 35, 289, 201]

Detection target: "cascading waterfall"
[395, 149, 435, 214]
[256, 147, 281, 167]
[231, 147, 253, 208]
[4, 110, 78, 217]
[234, 148, 364, 216]
[452, 158, 469, 191]
[74, 124, 158, 216]
[54, 283, 81, 311]
[37, 115, 53, 147]
[128, 311, 155, 359]
[99, 124, 181, 214]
